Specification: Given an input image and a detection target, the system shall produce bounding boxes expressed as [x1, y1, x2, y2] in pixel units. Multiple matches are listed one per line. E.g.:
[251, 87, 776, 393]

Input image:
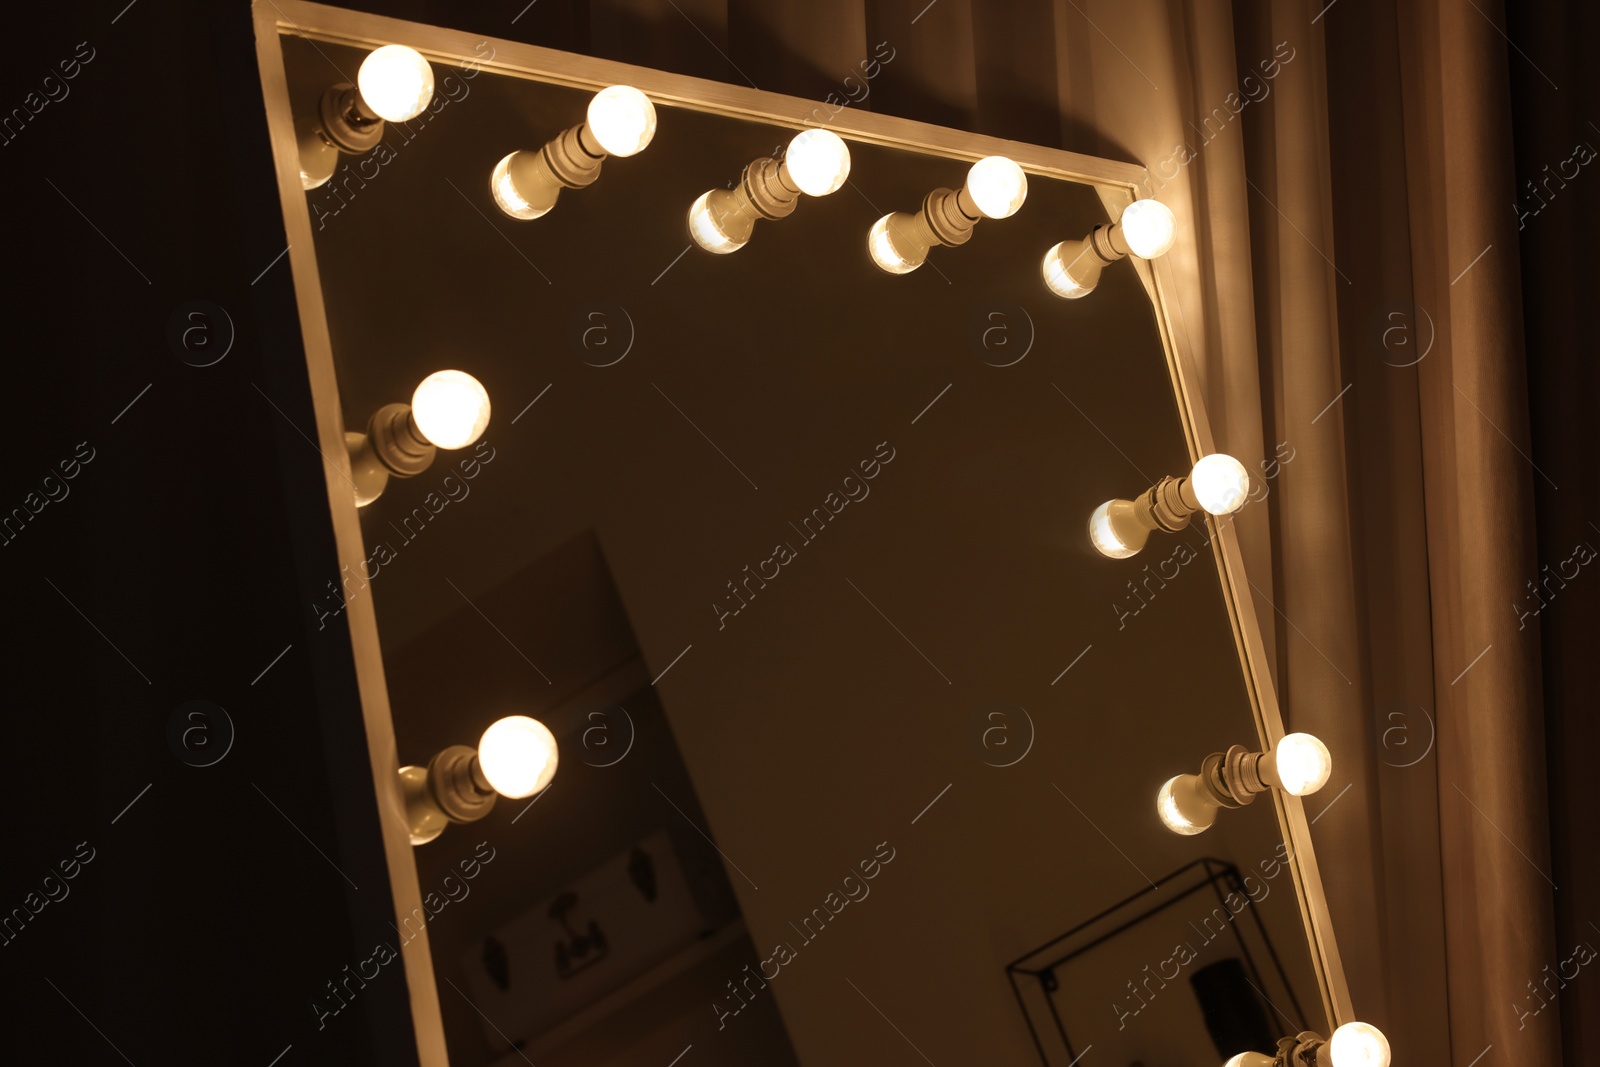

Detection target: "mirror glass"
[277, 26, 1330, 1067]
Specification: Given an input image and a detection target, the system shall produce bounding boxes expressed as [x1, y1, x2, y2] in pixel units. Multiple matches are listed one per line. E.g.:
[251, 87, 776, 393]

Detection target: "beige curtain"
[567, 0, 1560, 1059]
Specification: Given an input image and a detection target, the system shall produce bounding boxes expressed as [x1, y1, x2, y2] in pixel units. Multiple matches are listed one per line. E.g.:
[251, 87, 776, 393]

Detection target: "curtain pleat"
[1321, 0, 1453, 1062]
[587, 0, 736, 84]
[1395, 0, 1561, 1060]
[729, 0, 869, 98]
[866, 0, 982, 132]
[1231, 0, 1402, 1048]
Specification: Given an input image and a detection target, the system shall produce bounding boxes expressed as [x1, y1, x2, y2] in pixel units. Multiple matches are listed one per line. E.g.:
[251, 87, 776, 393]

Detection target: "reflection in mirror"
[270, 16, 1348, 1067]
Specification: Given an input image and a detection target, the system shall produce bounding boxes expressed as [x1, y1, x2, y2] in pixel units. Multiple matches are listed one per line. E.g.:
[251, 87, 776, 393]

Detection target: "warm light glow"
[1119, 198, 1178, 258]
[477, 716, 558, 799]
[1157, 775, 1214, 835]
[357, 45, 435, 123]
[411, 370, 490, 449]
[965, 155, 1028, 219]
[1223, 1054, 1275, 1067]
[1189, 453, 1250, 515]
[1089, 501, 1139, 559]
[868, 215, 920, 274]
[1042, 240, 1096, 299]
[586, 85, 657, 157]
[1274, 733, 1333, 797]
[785, 129, 852, 197]
[490, 152, 546, 220]
[1327, 1022, 1391, 1067]
[688, 191, 744, 253]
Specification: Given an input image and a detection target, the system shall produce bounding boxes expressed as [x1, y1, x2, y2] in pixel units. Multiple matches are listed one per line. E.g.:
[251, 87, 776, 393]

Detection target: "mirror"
[259, 6, 1347, 1065]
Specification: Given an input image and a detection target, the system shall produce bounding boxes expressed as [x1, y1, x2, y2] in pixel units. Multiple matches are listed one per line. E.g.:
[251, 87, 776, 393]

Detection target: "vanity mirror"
[255, 4, 1356, 1064]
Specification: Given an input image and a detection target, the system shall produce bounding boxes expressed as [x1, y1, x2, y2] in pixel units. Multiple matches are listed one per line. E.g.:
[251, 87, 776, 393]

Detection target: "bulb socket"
[317, 84, 385, 154]
[426, 744, 498, 823]
[400, 745, 501, 845]
[541, 123, 607, 189]
[923, 187, 980, 247]
[1101, 220, 1135, 260]
[366, 403, 436, 478]
[1195, 745, 1275, 810]
[870, 184, 990, 274]
[1132, 475, 1198, 533]
[1221, 744, 1272, 803]
[1198, 751, 1246, 809]
[690, 157, 801, 251]
[741, 157, 803, 221]
[1294, 1032, 1330, 1066]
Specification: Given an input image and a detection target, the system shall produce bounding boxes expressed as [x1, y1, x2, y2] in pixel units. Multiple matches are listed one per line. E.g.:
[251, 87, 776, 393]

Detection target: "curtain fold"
[1231, 0, 1401, 1045]
[1395, 1, 1560, 1060]
[1321, 1, 1452, 1062]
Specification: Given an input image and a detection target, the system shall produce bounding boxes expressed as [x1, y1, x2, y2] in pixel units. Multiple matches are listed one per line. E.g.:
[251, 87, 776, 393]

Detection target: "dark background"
[0, 1, 1593, 1064]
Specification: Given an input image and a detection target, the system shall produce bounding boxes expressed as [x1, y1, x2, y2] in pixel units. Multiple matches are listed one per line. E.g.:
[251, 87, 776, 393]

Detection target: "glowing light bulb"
[869, 214, 921, 274]
[785, 129, 851, 197]
[1188, 453, 1250, 515]
[489, 152, 546, 220]
[965, 155, 1028, 219]
[586, 85, 657, 157]
[358, 45, 434, 123]
[410, 370, 490, 449]
[1274, 733, 1332, 797]
[1089, 500, 1141, 559]
[1223, 1054, 1275, 1067]
[476, 715, 558, 799]
[688, 191, 744, 253]
[1041, 240, 1099, 299]
[1118, 198, 1177, 258]
[1327, 1022, 1391, 1067]
[1157, 774, 1216, 835]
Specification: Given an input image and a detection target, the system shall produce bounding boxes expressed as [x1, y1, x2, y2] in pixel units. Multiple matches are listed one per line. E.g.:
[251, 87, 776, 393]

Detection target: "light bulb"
[296, 117, 339, 191]
[1188, 453, 1250, 515]
[965, 155, 1028, 219]
[410, 370, 490, 449]
[1119, 198, 1177, 258]
[1157, 774, 1216, 835]
[489, 152, 547, 220]
[1223, 1055, 1275, 1067]
[357, 45, 435, 123]
[1089, 500, 1142, 558]
[1274, 733, 1333, 796]
[586, 85, 657, 157]
[1327, 1022, 1391, 1067]
[1042, 240, 1100, 299]
[476, 715, 558, 799]
[785, 129, 851, 197]
[868, 214, 921, 274]
[688, 191, 745, 254]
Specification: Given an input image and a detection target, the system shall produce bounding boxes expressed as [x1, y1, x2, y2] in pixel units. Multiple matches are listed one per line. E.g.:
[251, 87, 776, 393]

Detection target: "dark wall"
[1, 2, 414, 1064]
